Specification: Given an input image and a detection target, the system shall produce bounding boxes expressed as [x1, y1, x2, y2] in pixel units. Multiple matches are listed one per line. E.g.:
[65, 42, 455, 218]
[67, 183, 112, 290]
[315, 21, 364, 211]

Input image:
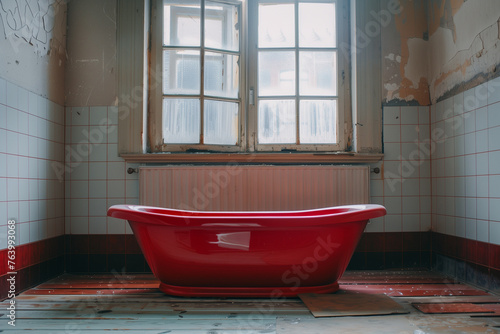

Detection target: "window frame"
[148, 0, 351, 154]
[248, 0, 351, 152]
[149, 0, 247, 153]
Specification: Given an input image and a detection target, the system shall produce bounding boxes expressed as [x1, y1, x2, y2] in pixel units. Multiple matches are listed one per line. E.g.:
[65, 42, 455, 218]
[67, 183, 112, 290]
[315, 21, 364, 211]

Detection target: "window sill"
[120, 152, 384, 164]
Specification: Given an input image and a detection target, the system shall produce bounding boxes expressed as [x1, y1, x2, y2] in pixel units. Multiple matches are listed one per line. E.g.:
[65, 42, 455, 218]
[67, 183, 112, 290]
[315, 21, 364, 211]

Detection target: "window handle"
[249, 88, 255, 105]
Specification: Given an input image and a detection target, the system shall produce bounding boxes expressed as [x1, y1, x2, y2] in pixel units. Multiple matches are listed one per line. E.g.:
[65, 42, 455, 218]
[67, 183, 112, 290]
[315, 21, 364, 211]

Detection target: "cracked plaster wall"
[0, 0, 66, 105]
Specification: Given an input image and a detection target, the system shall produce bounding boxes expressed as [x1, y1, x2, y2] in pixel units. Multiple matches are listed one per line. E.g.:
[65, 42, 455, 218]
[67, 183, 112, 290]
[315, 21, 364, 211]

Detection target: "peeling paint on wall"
[382, 0, 500, 105]
[429, 0, 500, 102]
[428, 0, 465, 43]
[394, 0, 430, 105]
[382, 0, 430, 105]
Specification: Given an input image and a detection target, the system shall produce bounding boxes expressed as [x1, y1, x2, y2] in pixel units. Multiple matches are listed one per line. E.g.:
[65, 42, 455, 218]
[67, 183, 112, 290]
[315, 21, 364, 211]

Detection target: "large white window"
[149, 0, 349, 153]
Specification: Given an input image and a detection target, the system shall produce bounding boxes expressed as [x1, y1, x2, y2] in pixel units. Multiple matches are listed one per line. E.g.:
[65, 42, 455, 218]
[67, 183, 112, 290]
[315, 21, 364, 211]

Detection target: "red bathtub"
[107, 204, 386, 297]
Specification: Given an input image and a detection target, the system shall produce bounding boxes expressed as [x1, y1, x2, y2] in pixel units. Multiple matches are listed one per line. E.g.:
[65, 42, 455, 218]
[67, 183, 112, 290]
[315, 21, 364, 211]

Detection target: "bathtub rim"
[107, 204, 386, 228]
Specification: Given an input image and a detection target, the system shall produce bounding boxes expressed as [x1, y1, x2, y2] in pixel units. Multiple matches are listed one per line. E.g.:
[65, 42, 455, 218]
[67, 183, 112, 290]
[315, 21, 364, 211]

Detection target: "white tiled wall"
[369, 105, 432, 233]
[0, 77, 65, 248]
[431, 76, 500, 246]
[64, 106, 139, 234]
[7, 74, 498, 245]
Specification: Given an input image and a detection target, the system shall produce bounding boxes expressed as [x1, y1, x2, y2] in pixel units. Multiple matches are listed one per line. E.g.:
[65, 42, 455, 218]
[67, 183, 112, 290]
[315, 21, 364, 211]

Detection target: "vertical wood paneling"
[352, 0, 383, 153]
[140, 166, 370, 211]
[117, 0, 148, 154]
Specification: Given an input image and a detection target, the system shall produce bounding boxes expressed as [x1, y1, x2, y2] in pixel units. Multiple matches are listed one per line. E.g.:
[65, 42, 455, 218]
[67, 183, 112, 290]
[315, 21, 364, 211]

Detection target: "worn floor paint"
[413, 302, 495, 314]
[1, 270, 499, 333]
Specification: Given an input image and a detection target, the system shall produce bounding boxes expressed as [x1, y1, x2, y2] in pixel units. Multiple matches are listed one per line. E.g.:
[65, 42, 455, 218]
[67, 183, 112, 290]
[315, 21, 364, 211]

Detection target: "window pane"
[258, 3, 295, 48]
[163, 50, 200, 95]
[164, 1, 201, 47]
[299, 3, 336, 47]
[258, 100, 296, 144]
[205, 1, 239, 51]
[299, 51, 337, 96]
[205, 52, 239, 98]
[300, 100, 337, 144]
[204, 100, 239, 145]
[163, 99, 200, 144]
[258, 51, 295, 96]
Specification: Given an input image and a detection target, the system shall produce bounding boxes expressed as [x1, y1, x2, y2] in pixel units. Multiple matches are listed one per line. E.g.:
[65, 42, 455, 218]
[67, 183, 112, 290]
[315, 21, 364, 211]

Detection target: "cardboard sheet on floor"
[298, 291, 408, 317]
[412, 303, 495, 314]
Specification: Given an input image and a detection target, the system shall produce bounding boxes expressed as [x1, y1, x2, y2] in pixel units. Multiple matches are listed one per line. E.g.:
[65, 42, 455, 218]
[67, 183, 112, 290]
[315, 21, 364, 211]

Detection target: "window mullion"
[246, 0, 257, 151]
[200, 0, 206, 144]
[294, 0, 300, 145]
